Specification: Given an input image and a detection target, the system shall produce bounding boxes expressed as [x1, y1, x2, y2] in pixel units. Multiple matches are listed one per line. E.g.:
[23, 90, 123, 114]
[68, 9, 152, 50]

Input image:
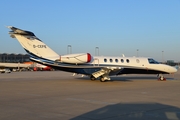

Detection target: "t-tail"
[7, 26, 60, 61]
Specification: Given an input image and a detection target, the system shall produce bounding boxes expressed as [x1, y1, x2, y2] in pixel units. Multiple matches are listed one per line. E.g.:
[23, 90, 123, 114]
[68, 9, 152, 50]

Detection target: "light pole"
[137, 49, 139, 57]
[67, 45, 72, 54]
[95, 47, 99, 56]
[162, 51, 164, 63]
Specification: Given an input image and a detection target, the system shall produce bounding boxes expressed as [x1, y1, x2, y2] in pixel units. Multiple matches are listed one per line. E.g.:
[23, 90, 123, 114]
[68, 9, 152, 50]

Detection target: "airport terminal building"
[0, 53, 30, 63]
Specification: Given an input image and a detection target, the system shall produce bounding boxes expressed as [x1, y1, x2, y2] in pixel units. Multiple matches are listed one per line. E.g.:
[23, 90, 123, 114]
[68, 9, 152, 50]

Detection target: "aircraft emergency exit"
[7, 26, 177, 82]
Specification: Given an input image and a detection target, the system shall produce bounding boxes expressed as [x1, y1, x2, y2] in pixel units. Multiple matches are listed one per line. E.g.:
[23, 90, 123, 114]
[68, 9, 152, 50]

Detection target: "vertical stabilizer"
[8, 26, 59, 60]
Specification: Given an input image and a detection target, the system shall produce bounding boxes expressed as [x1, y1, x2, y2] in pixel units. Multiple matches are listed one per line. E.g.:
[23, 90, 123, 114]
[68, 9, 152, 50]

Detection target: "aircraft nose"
[169, 66, 178, 73]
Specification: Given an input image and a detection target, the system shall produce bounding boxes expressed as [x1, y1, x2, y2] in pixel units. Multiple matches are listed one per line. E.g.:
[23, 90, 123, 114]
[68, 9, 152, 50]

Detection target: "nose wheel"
[157, 74, 166, 81]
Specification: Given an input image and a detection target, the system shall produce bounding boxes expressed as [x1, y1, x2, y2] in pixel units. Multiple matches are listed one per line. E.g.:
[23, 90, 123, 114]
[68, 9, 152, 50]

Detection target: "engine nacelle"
[59, 53, 92, 64]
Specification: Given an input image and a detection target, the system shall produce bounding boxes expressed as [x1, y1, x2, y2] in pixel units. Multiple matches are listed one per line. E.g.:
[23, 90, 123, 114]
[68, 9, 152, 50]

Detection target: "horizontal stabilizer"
[7, 26, 35, 36]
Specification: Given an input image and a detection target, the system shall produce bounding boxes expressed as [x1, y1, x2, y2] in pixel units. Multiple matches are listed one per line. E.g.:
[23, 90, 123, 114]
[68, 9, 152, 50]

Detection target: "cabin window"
[115, 59, 118, 63]
[104, 58, 107, 62]
[109, 59, 113, 62]
[136, 59, 140, 63]
[148, 58, 159, 64]
[126, 59, 130, 63]
[121, 59, 124, 63]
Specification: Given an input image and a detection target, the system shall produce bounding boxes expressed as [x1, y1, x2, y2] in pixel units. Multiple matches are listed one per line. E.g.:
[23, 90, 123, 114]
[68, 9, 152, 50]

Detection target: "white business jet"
[7, 26, 177, 82]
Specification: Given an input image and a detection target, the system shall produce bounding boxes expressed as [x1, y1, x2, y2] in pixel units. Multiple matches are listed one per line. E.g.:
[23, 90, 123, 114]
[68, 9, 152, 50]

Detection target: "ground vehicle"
[0, 69, 11, 73]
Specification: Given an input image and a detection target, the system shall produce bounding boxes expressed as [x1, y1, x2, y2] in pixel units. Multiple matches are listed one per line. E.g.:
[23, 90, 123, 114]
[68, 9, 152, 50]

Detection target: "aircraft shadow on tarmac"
[71, 102, 180, 120]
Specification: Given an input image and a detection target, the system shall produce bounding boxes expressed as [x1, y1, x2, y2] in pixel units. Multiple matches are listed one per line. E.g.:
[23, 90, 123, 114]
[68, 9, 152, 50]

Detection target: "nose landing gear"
[157, 74, 166, 81]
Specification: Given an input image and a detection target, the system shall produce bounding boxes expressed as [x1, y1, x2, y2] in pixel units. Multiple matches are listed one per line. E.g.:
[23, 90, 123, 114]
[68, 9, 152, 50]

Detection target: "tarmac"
[0, 70, 180, 120]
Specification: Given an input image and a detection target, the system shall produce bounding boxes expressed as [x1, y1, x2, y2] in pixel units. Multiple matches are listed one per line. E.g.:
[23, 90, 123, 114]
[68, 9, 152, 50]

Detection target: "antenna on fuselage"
[122, 54, 125, 57]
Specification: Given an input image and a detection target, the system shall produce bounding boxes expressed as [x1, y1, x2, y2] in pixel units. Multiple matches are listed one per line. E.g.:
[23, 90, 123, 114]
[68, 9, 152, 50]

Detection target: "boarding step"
[92, 69, 107, 78]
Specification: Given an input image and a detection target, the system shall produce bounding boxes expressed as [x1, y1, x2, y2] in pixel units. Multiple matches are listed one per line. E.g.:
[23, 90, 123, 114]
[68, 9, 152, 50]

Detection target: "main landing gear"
[100, 76, 106, 82]
[157, 74, 166, 81]
[90, 75, 107, 82]
[90, 75, 96, 81]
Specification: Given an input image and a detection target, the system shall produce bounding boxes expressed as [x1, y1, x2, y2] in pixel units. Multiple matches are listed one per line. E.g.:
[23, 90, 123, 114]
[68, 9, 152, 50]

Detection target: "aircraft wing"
[0, 63, 31, 68]
[30, 57, 123, 81]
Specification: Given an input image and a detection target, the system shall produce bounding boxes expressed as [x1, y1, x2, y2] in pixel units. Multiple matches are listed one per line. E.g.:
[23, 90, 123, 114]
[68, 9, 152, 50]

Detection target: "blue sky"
[0, 0, 180, 61]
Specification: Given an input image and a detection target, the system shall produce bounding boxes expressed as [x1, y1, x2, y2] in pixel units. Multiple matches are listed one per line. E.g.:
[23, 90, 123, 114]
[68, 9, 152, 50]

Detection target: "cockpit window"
[148, 58, 159, 64]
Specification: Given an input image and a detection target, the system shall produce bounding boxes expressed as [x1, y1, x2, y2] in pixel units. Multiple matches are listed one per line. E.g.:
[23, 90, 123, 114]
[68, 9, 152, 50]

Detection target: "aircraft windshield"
[148, 58, 159, 64]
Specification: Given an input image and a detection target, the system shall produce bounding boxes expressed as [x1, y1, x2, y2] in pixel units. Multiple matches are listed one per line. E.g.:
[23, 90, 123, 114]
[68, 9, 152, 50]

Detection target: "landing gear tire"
[100, 77, 105, 82]
[157, 74, 166, 81]
[90, 75, 96, 81]
[159, 77, 166, 81]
